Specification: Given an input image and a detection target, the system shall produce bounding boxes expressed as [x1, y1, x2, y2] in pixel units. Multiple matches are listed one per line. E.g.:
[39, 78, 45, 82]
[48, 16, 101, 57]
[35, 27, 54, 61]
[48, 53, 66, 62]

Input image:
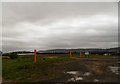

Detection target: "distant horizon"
[1, 46, 119, 53]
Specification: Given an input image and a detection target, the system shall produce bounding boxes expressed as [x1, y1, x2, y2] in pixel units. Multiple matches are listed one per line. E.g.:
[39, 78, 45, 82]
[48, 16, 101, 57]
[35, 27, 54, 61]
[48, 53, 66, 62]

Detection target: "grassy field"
[3, 55, 71, 82]
[2, 54, 119, 82]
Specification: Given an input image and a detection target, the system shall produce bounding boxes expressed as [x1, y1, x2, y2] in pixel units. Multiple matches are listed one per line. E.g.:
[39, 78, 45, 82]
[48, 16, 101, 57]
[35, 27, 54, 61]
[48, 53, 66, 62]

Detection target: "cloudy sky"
[2, 2, 118, 52]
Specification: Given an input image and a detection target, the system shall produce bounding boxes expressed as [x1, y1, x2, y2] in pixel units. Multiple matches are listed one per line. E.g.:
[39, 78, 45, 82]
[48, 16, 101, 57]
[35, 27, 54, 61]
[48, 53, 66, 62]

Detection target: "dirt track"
[42, 58, 119, 82]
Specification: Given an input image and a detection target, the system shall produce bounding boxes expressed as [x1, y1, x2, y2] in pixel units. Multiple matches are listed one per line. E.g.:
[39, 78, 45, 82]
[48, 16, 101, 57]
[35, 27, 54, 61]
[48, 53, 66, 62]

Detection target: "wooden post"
[34, 49, 36, 63]
[70, 51, 72, 59]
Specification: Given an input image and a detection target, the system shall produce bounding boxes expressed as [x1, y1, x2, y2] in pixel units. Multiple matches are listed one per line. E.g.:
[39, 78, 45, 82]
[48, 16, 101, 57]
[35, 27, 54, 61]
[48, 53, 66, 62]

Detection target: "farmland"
[2, 54, 120, 83]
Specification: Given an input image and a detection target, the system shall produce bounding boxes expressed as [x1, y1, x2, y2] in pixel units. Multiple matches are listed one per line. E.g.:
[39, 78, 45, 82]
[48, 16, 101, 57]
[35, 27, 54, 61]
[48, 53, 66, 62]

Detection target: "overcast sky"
[2, 2, 118, 52]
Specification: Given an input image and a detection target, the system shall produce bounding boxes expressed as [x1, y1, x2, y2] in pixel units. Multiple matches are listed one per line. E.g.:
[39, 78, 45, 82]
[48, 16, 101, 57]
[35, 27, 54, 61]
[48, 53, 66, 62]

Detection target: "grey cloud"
[2, 2, 117, 26]
[2, 2, 118, 52]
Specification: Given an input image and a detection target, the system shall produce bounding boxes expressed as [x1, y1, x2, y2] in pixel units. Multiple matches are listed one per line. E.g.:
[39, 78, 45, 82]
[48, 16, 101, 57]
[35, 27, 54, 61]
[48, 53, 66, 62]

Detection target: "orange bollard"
[34, 49, 36, 63]
[70, 51, 72, 59]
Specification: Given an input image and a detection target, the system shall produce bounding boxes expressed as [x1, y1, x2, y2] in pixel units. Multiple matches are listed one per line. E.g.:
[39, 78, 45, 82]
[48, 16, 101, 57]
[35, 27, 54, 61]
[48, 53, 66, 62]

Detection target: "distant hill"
[38, 47, 120, 54]
[2, 47, 120, 55]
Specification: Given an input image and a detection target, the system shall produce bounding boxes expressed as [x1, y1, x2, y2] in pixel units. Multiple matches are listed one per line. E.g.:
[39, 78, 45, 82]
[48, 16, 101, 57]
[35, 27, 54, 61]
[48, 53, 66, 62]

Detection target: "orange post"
[70, 51, 72, 59]
[34, 49, 36, 63]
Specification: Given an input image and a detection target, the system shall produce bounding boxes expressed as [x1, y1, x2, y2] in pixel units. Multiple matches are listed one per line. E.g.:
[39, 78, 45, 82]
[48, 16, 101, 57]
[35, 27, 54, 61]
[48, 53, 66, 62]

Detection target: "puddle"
[66, 71, 79, 75]
[65, 71, 92, 82]
[68, 77, 75, 82]
[83, 72, 91, 76]
[94, 79, 99, 82]
[75, 76, 83, 81]
[65, 71, 83, 82]
[108, 66, 119, 75]
[47, 57, 58, 58]
[68, 76, 83, 82]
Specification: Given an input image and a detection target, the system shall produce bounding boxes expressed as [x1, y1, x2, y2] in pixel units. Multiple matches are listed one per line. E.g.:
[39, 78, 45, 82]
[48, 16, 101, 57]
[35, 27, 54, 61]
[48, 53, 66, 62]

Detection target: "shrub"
[9, 52, 18, 59]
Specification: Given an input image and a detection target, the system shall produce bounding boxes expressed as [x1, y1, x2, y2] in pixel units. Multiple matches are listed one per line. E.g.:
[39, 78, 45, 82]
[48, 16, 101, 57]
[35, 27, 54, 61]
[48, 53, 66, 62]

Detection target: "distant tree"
[9, 52, 18, 59]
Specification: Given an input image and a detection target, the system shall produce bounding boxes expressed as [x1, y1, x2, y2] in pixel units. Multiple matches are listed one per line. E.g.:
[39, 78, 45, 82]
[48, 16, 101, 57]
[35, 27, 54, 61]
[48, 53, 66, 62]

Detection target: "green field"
[2, 54, 119, 82]
[3, 55, 71, 82]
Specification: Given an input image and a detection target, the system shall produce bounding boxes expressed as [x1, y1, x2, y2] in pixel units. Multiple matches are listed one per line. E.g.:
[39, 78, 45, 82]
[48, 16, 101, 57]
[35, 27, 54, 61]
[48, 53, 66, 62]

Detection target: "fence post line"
[34, 49, 36, 63]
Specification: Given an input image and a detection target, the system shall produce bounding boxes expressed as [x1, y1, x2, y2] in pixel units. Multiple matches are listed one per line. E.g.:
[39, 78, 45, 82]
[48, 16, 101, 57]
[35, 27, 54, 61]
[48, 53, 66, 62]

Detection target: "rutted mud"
[108, 66, 119, 75]
[42, 58, 119, 83]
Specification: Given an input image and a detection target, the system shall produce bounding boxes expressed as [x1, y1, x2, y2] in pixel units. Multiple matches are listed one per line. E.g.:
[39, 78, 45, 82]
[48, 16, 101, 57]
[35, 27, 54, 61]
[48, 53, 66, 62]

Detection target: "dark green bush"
[9, 52, 18, 59]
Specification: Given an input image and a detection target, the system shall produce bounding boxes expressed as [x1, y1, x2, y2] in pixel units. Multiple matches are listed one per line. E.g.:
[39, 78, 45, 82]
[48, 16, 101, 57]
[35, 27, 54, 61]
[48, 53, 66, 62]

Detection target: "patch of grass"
[2, 55, 71, 82]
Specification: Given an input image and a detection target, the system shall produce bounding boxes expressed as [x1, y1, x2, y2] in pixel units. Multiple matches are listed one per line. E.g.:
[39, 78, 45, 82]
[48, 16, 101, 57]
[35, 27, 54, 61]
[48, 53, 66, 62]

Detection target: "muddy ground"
[41, 58, 119, 83]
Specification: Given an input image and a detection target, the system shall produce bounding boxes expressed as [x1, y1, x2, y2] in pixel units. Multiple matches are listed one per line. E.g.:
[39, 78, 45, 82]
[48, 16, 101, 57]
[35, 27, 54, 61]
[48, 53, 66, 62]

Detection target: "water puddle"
[65, 71, 91, 76]
[108, 66, 119, 75]
[66, 71, 79, 75]
[65, 71, 83, 82]
[47, 57, 58, 58]
[68, 76, 83, 82]
[65, 71, 91, 82]
[68, 77, 75, 82]
[93, 79, 99, 82]
[66, 71, 98, 82]
[83, 72, 91, 76]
